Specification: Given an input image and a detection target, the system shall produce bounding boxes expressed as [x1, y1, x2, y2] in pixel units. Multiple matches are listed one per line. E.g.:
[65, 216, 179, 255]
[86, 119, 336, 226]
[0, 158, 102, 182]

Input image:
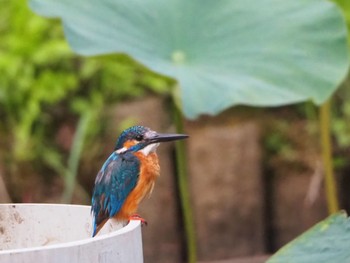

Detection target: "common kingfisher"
[91, 125, 188, 237]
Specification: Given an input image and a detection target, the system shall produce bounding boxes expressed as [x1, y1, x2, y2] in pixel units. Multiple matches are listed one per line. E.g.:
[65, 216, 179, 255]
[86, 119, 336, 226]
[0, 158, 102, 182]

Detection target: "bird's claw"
[128, 214, 148, 226]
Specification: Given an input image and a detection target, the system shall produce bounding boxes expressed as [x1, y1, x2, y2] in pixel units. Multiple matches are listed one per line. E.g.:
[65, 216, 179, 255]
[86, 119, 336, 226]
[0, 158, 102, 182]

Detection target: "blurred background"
[1, 1, 350, 262]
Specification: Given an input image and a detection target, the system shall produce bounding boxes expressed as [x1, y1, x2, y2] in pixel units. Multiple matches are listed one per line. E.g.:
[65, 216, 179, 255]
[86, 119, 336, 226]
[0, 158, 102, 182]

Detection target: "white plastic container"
[0, 204, 143, 263]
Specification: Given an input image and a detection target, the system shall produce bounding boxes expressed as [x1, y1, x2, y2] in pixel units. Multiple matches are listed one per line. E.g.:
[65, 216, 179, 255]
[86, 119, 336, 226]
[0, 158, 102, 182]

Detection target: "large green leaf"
[268, 212, 350, 263]
[29, 0, 349, 118]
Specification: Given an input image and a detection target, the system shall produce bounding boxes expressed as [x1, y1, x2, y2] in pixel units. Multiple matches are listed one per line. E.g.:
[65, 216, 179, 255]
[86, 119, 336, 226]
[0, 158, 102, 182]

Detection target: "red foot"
[128, 214, 148, 226]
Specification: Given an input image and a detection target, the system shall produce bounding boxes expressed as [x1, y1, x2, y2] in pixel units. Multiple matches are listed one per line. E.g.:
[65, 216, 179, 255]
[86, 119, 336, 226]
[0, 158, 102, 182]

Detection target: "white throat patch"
[116, 147, 127, 154]
[140, 143, 159, 156]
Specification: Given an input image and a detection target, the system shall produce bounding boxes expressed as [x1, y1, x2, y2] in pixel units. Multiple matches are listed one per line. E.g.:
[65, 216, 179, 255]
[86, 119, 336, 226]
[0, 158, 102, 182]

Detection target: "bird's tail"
[91, 215, 108, 237]
[91, 215, 98, 237]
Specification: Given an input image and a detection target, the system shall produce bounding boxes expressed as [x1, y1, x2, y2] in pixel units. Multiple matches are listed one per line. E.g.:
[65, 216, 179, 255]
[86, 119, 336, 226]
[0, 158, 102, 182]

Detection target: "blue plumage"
[91, 150, 140, 237]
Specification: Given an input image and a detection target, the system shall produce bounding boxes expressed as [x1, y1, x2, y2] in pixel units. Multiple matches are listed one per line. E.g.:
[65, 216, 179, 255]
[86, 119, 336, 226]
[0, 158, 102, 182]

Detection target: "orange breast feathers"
[114, 151, 160, 220]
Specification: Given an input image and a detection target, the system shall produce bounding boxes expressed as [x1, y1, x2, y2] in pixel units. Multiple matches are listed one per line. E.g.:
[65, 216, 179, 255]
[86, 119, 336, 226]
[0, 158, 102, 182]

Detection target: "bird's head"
[114, 125, 188, 155]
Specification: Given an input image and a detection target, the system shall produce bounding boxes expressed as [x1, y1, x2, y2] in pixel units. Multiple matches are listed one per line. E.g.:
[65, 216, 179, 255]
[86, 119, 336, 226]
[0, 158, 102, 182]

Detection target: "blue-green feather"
[91, 150, 140, 236]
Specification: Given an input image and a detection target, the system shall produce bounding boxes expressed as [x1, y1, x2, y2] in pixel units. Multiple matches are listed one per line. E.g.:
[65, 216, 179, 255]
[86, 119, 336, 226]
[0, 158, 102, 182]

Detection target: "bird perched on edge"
[91, 125, 188, 237]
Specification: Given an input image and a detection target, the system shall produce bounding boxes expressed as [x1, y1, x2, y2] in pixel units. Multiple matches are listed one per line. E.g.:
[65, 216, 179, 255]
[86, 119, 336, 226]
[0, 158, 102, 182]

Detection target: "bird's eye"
[135, 135, 143, 141]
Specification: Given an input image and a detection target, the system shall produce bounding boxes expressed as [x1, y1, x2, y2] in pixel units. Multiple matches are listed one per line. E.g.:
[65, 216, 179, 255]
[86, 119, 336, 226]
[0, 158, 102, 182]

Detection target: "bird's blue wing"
[91, 151, 140, 236]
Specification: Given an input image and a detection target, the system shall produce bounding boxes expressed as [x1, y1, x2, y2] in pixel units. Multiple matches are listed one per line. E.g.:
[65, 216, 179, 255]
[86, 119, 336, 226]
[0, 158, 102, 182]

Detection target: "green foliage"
[333, 88, 350, 148]
[268, 212, 350, 263]
[264, 121, 296, 161]
[0, 0, 171, 202]
[0, 0, 76, 160]
[0, 0, 170, 160]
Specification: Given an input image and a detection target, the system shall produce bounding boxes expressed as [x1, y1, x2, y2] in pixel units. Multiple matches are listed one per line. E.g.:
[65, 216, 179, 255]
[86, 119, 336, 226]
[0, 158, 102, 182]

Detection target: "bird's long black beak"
[148, 133, 189, 143]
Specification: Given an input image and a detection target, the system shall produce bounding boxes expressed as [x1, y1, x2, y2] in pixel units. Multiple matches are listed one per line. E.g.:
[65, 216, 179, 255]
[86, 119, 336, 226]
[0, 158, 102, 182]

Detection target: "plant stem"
[61, 111, 91, 203]
[173, 104, 197, 263]
[319, 99, 339, 214]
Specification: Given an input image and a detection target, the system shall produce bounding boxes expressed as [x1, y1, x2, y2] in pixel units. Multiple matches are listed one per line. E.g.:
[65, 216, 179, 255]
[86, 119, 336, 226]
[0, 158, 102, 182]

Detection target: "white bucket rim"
[0, 203, 140, 255]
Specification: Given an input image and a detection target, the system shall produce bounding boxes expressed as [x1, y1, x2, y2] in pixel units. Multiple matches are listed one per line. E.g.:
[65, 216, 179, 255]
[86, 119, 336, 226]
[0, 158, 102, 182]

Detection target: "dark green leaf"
[268, 212, 350, 263]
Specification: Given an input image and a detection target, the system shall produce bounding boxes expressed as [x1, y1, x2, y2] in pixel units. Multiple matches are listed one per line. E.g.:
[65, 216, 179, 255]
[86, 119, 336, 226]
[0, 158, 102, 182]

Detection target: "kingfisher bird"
[91, 125, 188, 237]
